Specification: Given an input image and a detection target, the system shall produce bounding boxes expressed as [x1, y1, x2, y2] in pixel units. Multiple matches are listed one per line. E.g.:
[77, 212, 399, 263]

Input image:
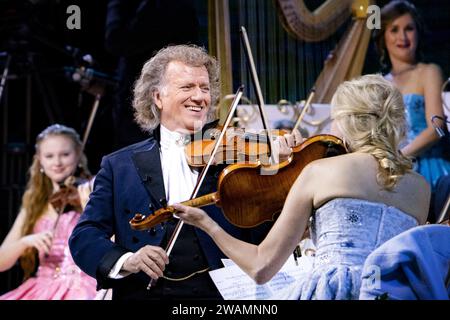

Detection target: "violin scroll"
[130, 193, 218, 231]
[130, 207, 176, 231]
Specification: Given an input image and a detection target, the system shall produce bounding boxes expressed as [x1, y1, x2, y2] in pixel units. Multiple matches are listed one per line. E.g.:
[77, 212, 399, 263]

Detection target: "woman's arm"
[402, 64, 445, 157]
[0, 209, 52, 272]
[175, 164, 315, 284]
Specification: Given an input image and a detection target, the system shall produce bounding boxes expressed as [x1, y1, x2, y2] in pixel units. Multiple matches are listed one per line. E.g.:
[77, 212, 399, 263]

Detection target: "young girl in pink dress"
[0, 124, 97, 300]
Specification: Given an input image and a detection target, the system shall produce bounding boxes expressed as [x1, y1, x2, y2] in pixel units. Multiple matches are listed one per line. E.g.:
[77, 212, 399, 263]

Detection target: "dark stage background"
[0, 0, 449, 294]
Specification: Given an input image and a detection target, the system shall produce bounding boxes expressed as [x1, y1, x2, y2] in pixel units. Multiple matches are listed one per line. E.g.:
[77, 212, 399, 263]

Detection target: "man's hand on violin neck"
[274, 128, 304, 163]
[122, 245, 169, 280]
[186, 126, 304, 165]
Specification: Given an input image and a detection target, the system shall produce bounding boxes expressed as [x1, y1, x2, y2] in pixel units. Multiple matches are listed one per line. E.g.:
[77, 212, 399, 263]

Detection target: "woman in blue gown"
[174, 75, 431, 299]
[373, 0, 450, 191]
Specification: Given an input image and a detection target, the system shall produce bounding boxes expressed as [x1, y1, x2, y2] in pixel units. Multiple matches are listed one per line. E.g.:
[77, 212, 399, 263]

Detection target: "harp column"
[208, 0, 233, 124]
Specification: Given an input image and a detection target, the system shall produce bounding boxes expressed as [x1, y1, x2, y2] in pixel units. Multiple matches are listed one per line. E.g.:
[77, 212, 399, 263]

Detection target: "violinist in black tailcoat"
[69, 45, 302, 300]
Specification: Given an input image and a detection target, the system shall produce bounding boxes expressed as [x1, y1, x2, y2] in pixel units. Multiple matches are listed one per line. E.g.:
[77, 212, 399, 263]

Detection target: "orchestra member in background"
[0, 124, 97, 300]
[373, 0, 450, 222]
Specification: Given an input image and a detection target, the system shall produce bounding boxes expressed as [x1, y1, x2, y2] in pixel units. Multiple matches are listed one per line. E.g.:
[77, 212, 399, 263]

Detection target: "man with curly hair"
[69, 44, 301, 300]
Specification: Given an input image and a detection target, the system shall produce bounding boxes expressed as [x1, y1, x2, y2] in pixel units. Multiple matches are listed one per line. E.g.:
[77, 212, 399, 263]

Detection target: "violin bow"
[146, 86, 245, 290]
[240, 26, 277, 164]
[82, 93, 102, 150]
[49, 94, 100, 239]
[292, 87, 316, 133]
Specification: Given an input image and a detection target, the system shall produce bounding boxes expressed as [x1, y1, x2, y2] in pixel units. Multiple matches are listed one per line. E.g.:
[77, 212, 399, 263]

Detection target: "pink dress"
[0, 211, 97, 300]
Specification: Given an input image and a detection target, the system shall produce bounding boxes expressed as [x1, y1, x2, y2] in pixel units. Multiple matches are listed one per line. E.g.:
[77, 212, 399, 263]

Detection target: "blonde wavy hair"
[331, 74, 413, 190]
[20, 124, 90, 279]
[133, 44, 220, 132]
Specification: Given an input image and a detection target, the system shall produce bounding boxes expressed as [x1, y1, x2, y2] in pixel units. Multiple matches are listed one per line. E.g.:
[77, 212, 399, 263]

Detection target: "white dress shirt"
[159, 124, 198, 205]
[108, 125, 198, 279]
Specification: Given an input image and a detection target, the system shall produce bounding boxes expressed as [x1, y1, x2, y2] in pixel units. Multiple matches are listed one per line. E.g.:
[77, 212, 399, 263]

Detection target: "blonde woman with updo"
[174, 75, 430, 300]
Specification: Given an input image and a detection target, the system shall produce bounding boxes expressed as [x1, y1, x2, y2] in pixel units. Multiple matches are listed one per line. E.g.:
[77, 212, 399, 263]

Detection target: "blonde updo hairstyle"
[133, 44, 220, 132]
[331, 74, 413, 190]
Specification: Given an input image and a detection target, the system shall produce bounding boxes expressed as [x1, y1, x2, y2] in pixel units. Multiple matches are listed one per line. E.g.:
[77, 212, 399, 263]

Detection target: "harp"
[209, 0, 375, 118]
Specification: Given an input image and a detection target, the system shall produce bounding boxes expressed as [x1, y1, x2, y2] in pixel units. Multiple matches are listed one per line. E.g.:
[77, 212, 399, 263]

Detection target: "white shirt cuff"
[108, 252, 134, 279]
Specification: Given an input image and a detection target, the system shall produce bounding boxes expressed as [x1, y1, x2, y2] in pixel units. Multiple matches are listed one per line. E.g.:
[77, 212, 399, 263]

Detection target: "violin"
[49, 176, 89, 214]
[44, 175, 89, 259]
[130, 134, 347, 230]
[185, 127, 289, 166]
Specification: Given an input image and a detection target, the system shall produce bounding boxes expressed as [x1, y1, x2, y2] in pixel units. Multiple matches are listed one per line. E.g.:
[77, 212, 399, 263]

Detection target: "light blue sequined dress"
[274, 198, 418, 300]
[403, 94, 450, 189]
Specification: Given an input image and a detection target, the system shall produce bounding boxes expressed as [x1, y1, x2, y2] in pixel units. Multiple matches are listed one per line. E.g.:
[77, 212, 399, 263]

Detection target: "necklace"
[391, 64, 417, 77]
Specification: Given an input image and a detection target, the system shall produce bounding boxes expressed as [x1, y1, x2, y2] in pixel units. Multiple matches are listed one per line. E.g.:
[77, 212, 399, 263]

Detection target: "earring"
[39, 167, 44, 173]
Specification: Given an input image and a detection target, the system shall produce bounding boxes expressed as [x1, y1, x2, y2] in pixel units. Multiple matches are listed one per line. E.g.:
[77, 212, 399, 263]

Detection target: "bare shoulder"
[300, 153, 374, 188]
[396, 171, 431, 223]
[310, 152, 374, 172]
[418, 63, 443, 80]
[403, 170, 431, 195]
[307, 152, 355, 167]
[302, 154, 347, 178]
[292, 155, 337, 189]
[306, 153, 378, 208]
[419, 62, 442, 73]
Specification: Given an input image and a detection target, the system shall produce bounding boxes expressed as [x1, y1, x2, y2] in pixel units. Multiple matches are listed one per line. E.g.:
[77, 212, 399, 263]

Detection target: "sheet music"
[209, 256, 313, 300]
[220, 258, 236, 267]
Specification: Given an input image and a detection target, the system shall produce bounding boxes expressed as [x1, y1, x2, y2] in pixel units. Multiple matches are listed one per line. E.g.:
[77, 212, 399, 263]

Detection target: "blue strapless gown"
[274, 198, 418, 300]
[404, 94, 450, 190]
